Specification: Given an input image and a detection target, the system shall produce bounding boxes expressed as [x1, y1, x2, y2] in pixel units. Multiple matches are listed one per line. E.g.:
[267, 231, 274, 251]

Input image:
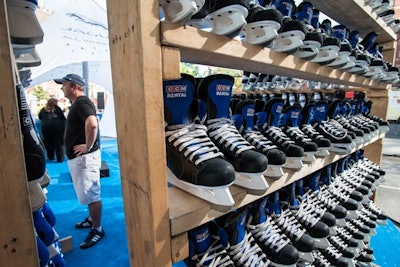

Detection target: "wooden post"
[106, 0, 171, 266]
[0, 0, 38, 266]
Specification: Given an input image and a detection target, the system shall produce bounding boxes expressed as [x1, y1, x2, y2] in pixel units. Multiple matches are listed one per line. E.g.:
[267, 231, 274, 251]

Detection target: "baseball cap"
[54, 74, 86, 86]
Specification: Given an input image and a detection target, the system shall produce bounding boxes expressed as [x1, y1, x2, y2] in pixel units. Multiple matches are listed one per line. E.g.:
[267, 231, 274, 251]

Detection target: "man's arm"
[85, 115, 98, 152]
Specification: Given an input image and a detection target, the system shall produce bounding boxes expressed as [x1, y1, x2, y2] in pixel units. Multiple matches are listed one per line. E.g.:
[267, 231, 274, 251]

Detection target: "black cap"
[54, 74, 85, 86]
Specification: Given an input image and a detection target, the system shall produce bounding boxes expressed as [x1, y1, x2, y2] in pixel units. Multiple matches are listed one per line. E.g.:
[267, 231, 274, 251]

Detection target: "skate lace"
[312, 251, 330, 266]
[328, 235, 347, 251]
[323, 245, 342, 259]
[345, 221, 360, 234]
[193, 237, 235, 267]
[265, 126, 295, 146]
[292, 203, 319, 227]
[247, 217, 289, 252]
[337, 229, 352, 241]
[320, 121, 346, 137]
[207, 118, 254, 154]
[228, 232, 270, 267]
[275, 209, 306, 241]
[242, 130, 278, 152]
[315, 191, 338, 209]
[303, 193, 327, 216]
[165, 124, 224, 165]
[300, 124, 322, 139]
[285, 127, 312, 142]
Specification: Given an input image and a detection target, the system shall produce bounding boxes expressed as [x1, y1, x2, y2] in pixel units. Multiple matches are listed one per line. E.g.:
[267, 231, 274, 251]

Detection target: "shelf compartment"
[308, 0, 396, 44]
[169, 133, 385, 237]
[161, 22, 389, 90]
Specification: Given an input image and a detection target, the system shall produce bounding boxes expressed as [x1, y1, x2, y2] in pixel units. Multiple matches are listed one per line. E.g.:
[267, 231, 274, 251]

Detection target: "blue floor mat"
[44, 138, 400, 267]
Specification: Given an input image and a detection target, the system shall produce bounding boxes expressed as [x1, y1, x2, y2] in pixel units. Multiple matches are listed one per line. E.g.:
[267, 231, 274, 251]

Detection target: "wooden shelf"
[308, 0, 396, 44]
[169, 133, 385, 237]
[161, 22, 389, 90]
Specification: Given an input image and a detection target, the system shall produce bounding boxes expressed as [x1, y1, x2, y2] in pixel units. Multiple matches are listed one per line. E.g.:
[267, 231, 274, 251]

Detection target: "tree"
[31, 85, 49, 102]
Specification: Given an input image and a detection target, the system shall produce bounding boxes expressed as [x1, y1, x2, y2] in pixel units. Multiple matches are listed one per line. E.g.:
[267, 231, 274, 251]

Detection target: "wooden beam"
[0, 0, 38, 266]
[106, 0, 171, 266]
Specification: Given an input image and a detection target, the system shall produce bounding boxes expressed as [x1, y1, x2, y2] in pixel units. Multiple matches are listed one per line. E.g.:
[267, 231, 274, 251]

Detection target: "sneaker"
[75, 217, 92, 229]
[80, 228, 105, 249]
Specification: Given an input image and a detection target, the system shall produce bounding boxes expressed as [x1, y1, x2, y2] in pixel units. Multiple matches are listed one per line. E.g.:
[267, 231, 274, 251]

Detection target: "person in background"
[38, 98, 66, 162]
[54, 74, 104, 249]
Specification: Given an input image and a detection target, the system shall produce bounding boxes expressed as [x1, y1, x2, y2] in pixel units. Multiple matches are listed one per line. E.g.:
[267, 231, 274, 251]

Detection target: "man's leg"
[89, 200, 102, 228]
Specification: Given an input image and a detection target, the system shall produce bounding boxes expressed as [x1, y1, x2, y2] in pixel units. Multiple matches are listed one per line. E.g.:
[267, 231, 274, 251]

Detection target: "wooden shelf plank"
[169, 133, 385, 236]
[308, 0, 396, 43]
[160, 22, 389, 90]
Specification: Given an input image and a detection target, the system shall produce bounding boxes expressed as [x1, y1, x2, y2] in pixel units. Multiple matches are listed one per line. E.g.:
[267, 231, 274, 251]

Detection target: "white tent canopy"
[31, 0, 116, 137]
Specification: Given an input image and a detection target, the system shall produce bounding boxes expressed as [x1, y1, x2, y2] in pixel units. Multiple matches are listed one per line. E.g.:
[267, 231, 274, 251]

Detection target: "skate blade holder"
[326, 53, 351, 69]
[348, 60, 370, 74]
[345, 209, 359, 220]
[310, 45, 340, 64]
[6, 0, 44, 45]
[299, 251, 315, 264]
[302, 151, 316, 163]
[313, 237, 330, 249]
[234, 171, 268, 195]
[166, 168, 235, 212]
[159, 0, 198, 24]
[283, 156, 304, 171]
[272, 30, 305, 54]
[340, 60, 356, 71]
[329, 143, 352, 155]
[354, 136, 364, 145]
[293, 40, 321, 60]
[242, 20, 281, 46]
[329, 226, 337, 236]
[379, 125, 390, 133]
[335, 217, 346, 227]
[287, 78, 306, 90]
[205, 5, 248, 38]
[186, 18, 213, 30]
[264, 165, 284, 179]
[315, 147, 330, 158]
[13, 44, 41, 68]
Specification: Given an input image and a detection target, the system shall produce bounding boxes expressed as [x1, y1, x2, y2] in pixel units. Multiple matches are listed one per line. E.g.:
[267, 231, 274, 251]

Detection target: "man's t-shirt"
[65, 96, 99, 159]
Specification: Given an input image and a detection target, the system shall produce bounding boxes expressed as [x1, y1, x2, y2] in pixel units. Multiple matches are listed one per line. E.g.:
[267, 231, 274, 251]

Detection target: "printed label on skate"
[241, 103, 255, 131]
[208, 79, 233, 119]
[270, 102, 283, 127]
[163, 79, 193, 125]
[287, 107, 301, 127]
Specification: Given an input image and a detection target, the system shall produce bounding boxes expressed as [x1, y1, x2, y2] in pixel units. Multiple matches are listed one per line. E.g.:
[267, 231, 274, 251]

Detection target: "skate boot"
[271, 0, 307, 54]
[159, 0, 204, 24]
[298, 95, 331, 157]
[242, 3, 283, 47]
[318, 245, 351, 267]
[197, 74, 269, 195]
[310, 19, 341, 65]
[233, 99, 286, 178]
[6, 0, 44, 45]
[257, 97, 304, 171]
[246, 197, 300, 266]
[327, 24, 353, 69]
[292, 1, 323, 60]
[204, 0, 250, 38]
[280, 183, 330, 249]
[185, 222, 235, 266]
[217, 209, 271, 266]
[267, 192, 315, 263]
[280, 98, 318, 163]
[163, 74, 236, 210]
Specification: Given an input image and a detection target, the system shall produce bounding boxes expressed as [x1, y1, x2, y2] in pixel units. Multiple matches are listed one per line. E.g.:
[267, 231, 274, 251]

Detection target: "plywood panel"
[0, 1, 38, 265]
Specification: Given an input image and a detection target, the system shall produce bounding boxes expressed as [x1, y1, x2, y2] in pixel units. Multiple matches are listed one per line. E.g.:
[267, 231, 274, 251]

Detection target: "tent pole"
[83, 61, 89, 95]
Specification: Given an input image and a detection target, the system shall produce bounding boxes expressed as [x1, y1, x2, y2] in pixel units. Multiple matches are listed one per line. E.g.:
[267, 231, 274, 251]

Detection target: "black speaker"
[97, 92, 105, 109]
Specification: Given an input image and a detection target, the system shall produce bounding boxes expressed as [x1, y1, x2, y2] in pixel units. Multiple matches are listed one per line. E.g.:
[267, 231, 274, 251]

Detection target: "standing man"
[55, 74, 104, 249]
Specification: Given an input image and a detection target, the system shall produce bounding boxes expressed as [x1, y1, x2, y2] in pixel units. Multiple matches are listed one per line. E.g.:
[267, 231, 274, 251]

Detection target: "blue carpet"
[44, 138, 400, 267]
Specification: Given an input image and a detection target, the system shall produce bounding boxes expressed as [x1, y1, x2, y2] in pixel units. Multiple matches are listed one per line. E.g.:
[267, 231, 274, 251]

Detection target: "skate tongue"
[313, 101, 328, 123]
[188, 224, 212, 255]
[249, 197, 269, 225]
[163, 74, 195, 125]
[301, 102, 315, 125]
[308, 172, 321, 192]
[237, 100, 256, 131]
[265, 98, 284, 127]
[267, 192, 282, 216]
[197, 74, 234, 120]
[223, 209, 247, 246]
[283, 104, 302, 127]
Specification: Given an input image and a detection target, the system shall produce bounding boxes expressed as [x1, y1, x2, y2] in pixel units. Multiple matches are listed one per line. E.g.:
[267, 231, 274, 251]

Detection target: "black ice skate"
[163, 74, 236, 210]
[197, 74, 269, 195]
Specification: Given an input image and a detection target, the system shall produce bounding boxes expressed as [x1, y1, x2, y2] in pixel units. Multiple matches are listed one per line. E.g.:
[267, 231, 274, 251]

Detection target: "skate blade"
[302, 152, 316, 163]
[235, 171, 268, 195]
[377, 219, 387, 225]
[313, 237, 330, 249]
[329, 226, 337, 236]
[299, 251, 314, 263]
[243, 20, 280, 46]
[283, 157, 303, 171]
[355, 136, 364, 145]
[315, 148, 330, 157]
[264, 165, 284, 179]
[167, 169, 235, 212]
